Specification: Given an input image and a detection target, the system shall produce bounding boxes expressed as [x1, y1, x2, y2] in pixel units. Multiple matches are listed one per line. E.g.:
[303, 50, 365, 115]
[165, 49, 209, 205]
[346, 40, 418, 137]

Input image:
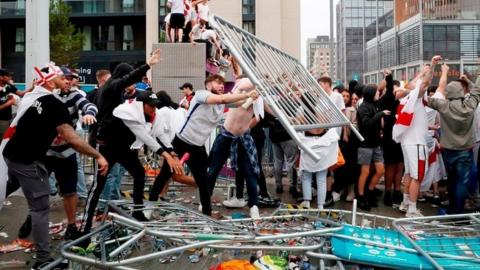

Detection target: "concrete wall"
[209, 0, 242, 27]
[151, 43, 206, 102]
[210, 0, 301, 60]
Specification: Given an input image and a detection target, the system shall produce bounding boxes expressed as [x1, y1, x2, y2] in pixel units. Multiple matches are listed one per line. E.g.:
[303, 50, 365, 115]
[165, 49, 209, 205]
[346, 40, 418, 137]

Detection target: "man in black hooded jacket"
[80, 49, 182, 235]
[356, 84, 390, 210]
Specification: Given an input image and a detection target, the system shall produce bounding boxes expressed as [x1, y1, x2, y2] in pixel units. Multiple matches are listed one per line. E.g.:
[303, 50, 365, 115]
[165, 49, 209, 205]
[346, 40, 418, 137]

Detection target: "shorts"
[169, 13, 186, 29]
[358, 146, 384, 165]
[383, 140, 404, 164]
[44, 154, 78, 196]
[401, 144, 428, 182]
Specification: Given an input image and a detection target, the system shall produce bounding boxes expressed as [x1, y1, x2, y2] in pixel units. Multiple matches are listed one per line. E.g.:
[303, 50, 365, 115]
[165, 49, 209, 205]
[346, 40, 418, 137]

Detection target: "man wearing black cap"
[179, 82, 195, 109]
[80, 49, 183, 236]
[0, 68, 30, 138]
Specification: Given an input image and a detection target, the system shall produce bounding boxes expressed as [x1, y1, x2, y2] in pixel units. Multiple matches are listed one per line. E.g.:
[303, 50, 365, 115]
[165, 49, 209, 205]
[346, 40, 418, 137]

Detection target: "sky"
[300, 0, 339, 66]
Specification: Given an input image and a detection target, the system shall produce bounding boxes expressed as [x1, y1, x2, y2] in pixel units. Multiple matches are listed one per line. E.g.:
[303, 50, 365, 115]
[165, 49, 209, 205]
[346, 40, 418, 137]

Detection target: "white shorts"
[401, 144, 428, 182]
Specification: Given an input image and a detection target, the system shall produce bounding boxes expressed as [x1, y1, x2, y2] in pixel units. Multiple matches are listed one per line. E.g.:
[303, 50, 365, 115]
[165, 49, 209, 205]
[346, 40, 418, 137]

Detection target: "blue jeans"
[207, 133, 259, 207]
[99, 163, 125, 210]
[441, 149, 473, 214]
[301, 170, 327, 207]
[76, 153, 88, 198]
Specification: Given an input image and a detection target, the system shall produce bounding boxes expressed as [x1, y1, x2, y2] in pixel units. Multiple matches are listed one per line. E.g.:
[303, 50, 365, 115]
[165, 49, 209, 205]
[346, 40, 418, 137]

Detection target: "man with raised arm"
[149, 74, 258, 217]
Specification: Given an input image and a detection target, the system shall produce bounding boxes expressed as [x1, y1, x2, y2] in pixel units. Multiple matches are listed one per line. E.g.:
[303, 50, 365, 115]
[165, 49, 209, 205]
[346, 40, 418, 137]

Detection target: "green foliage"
[50, 0, 85, 67]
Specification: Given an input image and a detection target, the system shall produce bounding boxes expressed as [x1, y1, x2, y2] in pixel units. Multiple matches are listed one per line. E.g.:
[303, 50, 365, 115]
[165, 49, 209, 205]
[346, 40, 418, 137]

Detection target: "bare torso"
[223, 105, 254, 136]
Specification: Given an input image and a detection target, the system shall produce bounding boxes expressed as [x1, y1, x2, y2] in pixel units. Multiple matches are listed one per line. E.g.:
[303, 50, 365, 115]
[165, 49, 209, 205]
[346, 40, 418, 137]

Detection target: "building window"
[15, 27, 25, 52]
[123, 25, 134, 50]
[242, 0, 255, 34]
[82, 26, 92, 51]
[159, 0, 168, 16]
[93, 25, 115, 51]
[122, 0, 134, 12]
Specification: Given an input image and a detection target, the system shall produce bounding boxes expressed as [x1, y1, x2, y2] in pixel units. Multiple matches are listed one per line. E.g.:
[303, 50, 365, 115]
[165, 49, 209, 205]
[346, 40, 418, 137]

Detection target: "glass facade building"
[0, 0, 169, 83]
[364, 0, 480, 85]
[336, 0, 394, 84]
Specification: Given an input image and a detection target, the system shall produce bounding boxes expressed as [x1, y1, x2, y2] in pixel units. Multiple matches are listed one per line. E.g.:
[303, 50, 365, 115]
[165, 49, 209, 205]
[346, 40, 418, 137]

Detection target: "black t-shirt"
[0, 84, 18, 120]
[3, 95, 71, 164]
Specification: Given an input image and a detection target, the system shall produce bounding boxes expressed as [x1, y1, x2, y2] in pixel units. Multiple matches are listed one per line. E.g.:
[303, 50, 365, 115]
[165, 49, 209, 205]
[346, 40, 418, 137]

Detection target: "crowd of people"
[0, 26, 479, 268]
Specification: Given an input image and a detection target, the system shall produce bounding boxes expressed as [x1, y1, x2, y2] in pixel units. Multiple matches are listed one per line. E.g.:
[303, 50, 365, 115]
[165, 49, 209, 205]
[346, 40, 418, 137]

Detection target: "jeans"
[236, 133, 268, 198]
[76, 153, 88, 198]
[99, 163, 125, 210]
[301, 170, 327, 207]
[150, 136, 212, 215]
[272, 140, 298, 188]
[441, 148, 473, 214]
[206, 133, 259, 207]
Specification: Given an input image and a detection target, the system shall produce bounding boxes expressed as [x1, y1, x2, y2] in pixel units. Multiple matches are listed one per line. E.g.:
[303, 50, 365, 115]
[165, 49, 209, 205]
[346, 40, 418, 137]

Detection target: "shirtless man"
[206, 76, 262, 219]
[149, 74, 258, 217]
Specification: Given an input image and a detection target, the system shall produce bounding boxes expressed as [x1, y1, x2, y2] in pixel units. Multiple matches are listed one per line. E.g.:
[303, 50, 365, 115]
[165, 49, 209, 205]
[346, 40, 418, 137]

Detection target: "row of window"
[14, 24, 135, 52]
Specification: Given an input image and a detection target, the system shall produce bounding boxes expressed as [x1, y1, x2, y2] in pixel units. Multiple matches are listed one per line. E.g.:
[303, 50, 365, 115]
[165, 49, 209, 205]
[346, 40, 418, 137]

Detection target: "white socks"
[403, 193, 410, 205]
[408, 200, 417, 213]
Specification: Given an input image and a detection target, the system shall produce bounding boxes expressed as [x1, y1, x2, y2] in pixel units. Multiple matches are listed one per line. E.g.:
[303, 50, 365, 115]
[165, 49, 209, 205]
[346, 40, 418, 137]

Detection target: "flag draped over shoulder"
[392, 80, 422, 143]
[0, 87, 51, 209]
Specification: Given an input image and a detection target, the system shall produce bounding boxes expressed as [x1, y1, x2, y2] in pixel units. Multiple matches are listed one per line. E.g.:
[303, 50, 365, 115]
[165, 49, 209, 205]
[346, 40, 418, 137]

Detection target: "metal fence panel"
[210, 16, 362, 161]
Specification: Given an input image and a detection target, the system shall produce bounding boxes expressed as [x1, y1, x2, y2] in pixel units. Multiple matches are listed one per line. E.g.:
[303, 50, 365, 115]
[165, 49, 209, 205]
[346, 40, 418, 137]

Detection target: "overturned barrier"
[209, 16, 363, 161]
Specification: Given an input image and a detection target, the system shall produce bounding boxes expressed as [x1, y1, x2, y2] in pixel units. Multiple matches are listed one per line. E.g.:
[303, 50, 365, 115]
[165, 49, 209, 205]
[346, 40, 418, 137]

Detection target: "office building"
[306, 36, 336, 79]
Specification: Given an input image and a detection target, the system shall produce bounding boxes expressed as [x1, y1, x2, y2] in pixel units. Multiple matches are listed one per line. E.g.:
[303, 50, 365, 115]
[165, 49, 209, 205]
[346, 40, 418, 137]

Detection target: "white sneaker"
[299, 201, 310, 209]
[223, 198, 248, 208]
[398, 201, 408, 212]
[406, 209, 423, 218]
[198, 204, 202, 212]
[332, 192, 341, 202]
[250, 205, 260, 219]
[346, 192, 355, 202]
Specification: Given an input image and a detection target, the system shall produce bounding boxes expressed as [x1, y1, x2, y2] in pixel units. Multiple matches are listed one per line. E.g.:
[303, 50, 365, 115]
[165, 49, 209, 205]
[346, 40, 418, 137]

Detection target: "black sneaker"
[358, 196, 371, 211]
[431, 196, 441, 207]
[393, 191, 403, 205]
[18, 215, 32, 239]
[65, 224, 80, 241]
[276, 186, 284, 194]
[366, 189, 378, 207]
[258, 196, 280, 208]
[31, 258, 68, 270]
[132, 211, 149, 222]
[383, 191, 393, 206]
[324, 194, 334, 207]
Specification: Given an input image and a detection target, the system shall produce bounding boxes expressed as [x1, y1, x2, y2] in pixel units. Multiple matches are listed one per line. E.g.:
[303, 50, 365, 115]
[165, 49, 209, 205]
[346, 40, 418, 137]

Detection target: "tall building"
[364, 0, 480, 84]
[306, 36, 335, 79]
[335, 0, 394, 84]
[210, 0, 301, 60]
[0, 0, 301, 84]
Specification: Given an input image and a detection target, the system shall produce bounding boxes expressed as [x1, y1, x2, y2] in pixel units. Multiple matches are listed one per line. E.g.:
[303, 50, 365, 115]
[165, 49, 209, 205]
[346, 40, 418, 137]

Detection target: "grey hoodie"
[428, 78, 480, 150]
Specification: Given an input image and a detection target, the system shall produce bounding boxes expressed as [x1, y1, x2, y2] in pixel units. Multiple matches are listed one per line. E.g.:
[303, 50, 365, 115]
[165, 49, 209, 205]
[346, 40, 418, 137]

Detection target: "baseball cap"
[60, 66, 73, 77]
[0, 68, 13, 76]
[135, 82, 149, 91]
[179, 82, 193, 90]
[137, 92, 159, 106]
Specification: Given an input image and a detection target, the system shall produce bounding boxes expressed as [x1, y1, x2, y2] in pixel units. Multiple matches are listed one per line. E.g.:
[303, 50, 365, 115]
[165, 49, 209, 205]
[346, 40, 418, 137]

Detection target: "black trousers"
[81, 143, 145, 233]
[149, 136, 212, 215]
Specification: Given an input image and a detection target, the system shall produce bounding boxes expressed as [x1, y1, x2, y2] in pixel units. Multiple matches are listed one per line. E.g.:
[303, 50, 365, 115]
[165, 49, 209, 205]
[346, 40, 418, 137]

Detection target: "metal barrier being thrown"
[210, 16, 363, 161]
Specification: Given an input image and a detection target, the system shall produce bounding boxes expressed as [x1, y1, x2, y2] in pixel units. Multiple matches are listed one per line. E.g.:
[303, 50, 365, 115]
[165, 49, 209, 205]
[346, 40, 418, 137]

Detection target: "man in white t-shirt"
[167, 0, 185, 42]
[395, 61, 436, 218]
[149, 75, 258, 217]
[190, 19, 222, 60]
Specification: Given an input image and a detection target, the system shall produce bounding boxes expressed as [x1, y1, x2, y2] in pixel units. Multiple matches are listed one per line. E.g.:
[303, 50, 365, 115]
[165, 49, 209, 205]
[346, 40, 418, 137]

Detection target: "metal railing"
[209, 15, 363, 161]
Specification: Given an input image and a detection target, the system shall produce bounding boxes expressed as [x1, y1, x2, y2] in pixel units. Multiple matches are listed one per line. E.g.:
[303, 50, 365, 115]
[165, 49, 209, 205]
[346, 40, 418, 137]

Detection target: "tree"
[50, 0, 85, 67]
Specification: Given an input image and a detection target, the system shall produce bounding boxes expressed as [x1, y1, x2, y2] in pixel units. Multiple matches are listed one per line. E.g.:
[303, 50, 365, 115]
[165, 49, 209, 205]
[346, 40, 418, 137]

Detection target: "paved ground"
[0, 176, 440, 269]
